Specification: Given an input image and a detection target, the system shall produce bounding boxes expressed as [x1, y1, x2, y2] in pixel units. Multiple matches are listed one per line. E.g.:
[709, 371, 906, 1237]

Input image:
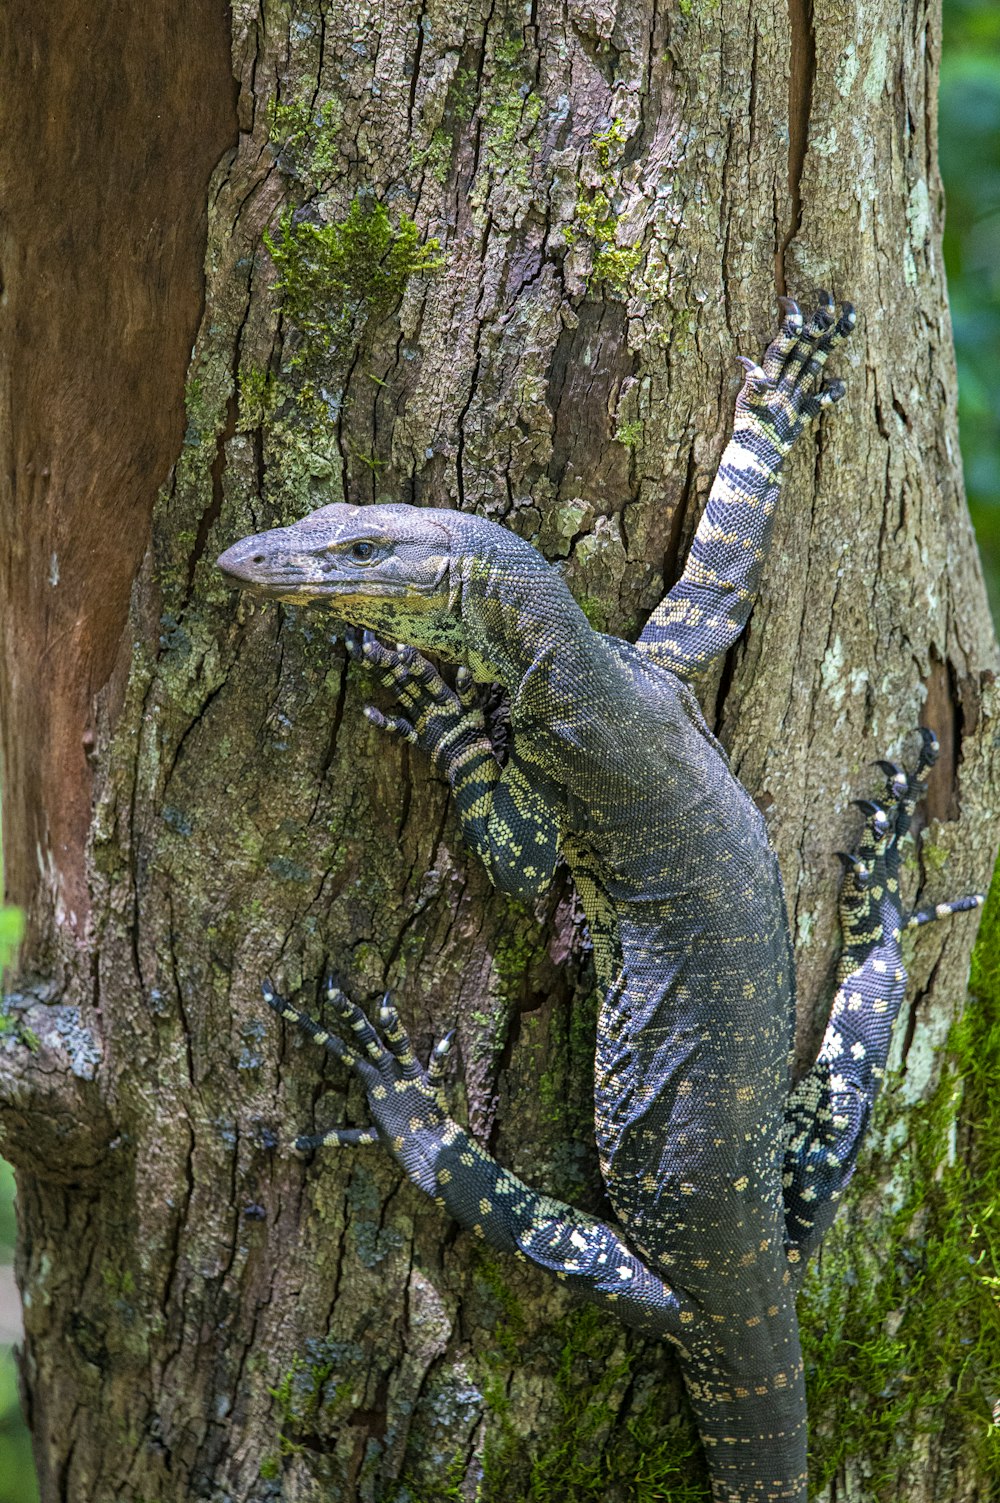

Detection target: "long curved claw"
[835, 851, 871, 887]
[427, 1028, 456, 1109]
[777, 295, 803, 330]
[916, 726, 940, 773]
[835, 303, 857, 338]
[325, 979, 387, 1063]
[852, 799, 891, 838]
[812, 290, 835, 328]
[736, 355, 773, 392]
[378, 992, 422, 1079]
[428, 1029, 456, 1075]
[874, 759, 909, 799]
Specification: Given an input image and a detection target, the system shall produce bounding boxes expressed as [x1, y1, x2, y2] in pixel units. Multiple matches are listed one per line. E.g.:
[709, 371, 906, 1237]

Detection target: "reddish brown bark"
[0, 0, 237, 947]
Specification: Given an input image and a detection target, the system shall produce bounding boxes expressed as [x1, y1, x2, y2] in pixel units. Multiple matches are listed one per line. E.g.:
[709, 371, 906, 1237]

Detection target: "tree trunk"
[1, 0, 996, 1500]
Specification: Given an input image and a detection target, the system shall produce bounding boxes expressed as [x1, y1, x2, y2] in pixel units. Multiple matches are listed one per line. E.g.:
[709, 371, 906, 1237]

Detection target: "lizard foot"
[345, 628, 490, 777]
[262, 979, 456, 1189]
[839, 727, 984, 950]
[736, 295, 856, 446]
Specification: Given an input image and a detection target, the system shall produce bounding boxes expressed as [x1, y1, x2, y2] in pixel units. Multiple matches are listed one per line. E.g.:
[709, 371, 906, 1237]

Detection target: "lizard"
[216, 296, 983, 1502]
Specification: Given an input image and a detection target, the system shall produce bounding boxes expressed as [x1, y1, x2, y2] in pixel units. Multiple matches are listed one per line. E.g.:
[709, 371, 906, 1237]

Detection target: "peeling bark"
[0, 1, 996, 1501]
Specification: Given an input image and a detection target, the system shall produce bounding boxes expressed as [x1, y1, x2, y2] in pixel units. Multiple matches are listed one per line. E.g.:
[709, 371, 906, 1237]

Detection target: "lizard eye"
[349, 541, 377, 563]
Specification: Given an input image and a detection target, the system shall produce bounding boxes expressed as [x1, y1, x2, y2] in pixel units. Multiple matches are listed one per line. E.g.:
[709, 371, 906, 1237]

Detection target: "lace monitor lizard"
[217, 297, 983, 1502]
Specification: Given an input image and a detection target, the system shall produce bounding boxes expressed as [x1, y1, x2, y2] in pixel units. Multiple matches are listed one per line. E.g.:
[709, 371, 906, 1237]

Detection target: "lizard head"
[218, 500, 590, 683]
[217, 502, 465, 655]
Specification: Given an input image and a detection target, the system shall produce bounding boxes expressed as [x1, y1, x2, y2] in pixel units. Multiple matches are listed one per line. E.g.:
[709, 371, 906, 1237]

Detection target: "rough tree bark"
[0, 0, 996, 1501]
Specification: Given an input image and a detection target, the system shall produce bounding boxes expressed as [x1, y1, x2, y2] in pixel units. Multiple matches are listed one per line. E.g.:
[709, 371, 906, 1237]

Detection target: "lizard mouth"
[216, 549, 441, 606]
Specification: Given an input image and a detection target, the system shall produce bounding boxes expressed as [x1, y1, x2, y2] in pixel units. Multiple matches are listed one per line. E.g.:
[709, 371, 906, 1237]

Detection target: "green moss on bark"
[565, 121, 643, 297]
[477, 1306, 708, 1502]
[264, 196, 443, 368]
[799, 859, 1000, 1489]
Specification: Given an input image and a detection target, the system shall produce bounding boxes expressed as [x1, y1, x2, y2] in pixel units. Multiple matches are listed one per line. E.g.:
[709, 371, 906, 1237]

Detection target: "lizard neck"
[455, 547, 597, 695]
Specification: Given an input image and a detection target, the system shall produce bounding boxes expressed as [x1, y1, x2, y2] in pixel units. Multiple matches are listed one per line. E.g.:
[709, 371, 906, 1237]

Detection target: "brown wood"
[0, 0, 238, 951]
[0, 0, 996, 1499]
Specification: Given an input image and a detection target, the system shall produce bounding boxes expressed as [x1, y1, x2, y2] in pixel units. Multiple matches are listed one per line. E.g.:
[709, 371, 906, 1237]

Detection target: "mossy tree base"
[0, 0, 997, 1500]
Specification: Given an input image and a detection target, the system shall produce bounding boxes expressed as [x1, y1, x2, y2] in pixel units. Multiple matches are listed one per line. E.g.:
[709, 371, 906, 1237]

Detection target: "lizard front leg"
[263, 980, 693, 1340]
[639, 295, 855, 679]
[347, 629, 563, 897]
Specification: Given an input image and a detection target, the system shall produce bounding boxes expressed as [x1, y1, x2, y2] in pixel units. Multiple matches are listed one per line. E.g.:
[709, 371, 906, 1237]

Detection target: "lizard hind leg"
[780, 744, 921, 1260]
[782, 733, 986, 1265]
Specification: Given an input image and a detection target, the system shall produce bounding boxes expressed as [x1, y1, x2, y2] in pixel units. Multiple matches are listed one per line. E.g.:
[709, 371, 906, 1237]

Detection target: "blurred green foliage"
[0, 912, 20, 979]
[942, 0, 1000, 622]
[0, 1351, 34, 1503]
[0, 897, 33, 1496]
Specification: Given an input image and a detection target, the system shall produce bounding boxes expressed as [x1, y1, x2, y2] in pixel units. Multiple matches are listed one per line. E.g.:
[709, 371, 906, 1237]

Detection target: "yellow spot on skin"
[733, 1176, 749, 1192]
[460, 1152, 474, 1166]
[372, 1084, 388, 1100]
[478, 1198, 491, 1216]
[680, 1311, 694, 1324]
[437, 1168, 452, 1184]
[745, 1316, 761, 1327]
[394, 1080, 408, 1093]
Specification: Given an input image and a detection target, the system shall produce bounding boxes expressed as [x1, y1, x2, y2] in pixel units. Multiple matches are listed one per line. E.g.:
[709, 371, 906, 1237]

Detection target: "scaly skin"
[217, 297, 982, 1502]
